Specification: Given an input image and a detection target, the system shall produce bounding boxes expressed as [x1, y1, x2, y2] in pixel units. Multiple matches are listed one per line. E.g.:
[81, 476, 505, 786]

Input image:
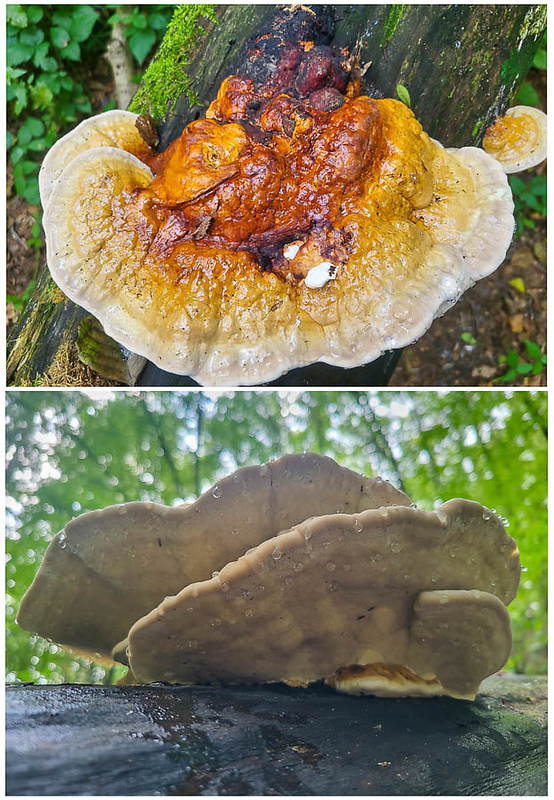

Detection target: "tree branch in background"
[104, 9, 135, 109]
[194, 395, 204, 497]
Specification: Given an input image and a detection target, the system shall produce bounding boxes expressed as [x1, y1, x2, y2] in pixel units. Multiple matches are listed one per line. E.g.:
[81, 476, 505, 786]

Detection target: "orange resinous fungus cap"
[42, 8, 520, 384]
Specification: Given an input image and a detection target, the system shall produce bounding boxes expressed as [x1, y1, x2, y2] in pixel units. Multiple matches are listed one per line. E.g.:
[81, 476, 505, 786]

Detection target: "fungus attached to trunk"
[482, 106, 548, 173]
[39, 9, 546, 384]
[18, 454, 520, 700]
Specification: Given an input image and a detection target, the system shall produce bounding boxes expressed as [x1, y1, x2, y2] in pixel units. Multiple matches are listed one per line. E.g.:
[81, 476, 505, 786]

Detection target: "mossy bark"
[7, 4, 546, 388]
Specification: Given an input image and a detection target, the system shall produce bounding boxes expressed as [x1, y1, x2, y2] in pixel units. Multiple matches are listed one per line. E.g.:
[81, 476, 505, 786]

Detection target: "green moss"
[76, 316, 137, 384]
[129, 4, 217, 120]
[380, 5, 406, 47]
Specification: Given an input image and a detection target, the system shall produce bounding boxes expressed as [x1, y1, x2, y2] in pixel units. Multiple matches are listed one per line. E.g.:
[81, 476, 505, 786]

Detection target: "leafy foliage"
[498, 340, 547, 382]
[6, 391, 546, 684]
[7, 4, 176, 208]
[509, 174, 547, 236]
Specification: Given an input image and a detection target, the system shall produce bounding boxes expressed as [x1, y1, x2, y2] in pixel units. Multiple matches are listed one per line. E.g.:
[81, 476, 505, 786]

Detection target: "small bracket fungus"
[18, 454, 520, 700]
[483, 106, 548, 174]
[39, 7, 546, 384]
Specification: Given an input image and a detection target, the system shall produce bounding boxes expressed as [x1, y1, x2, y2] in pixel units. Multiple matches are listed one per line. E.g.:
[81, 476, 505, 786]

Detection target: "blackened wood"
[6, 674, 546, 796]
[7, 4, 546, 387]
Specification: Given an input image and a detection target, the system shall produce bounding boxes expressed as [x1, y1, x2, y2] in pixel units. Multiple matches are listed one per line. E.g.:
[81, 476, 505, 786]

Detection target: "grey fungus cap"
[126, 499, 519, 699]
[16, 455, 519, 700]
[17, 453, 409, 657]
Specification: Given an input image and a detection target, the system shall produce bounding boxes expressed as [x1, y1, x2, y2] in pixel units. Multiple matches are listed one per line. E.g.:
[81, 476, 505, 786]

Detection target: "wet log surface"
[7, 4, 546, 387]
[6, 673, 546, 796]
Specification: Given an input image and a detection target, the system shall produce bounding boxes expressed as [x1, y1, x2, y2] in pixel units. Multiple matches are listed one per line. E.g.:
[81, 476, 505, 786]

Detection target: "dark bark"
[7, 4, 546, 387]
[6, 674, 547, 796]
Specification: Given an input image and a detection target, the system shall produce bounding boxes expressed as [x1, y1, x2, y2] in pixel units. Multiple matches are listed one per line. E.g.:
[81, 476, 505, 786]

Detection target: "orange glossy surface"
[130, 85, 391, 285]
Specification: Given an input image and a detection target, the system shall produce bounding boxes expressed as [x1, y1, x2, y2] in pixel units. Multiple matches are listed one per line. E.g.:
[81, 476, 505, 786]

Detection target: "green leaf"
[507, 350, 519, 369]
[26, 6, 44, 25]
[499, 368, 517, 382]
[7, 6, 28, 28]
[29, 83, 53, 108]
[51, 10, 73, 30]
[23, 180, 40, 206]
[7, 130, 15, 149]
[10, 146, 24, 165]
[50, 26, 71, 49]
[516, 362, 533, 374]
[148, 12, 171, 31]
[17, 116, 45, 146]
[7, 66, 27, 82]
[12, 84, 28, 116]
[13, 163, 28, 196]
[509, 278, 525, 293]
[524, 340, 542, 360]
[533, 48, 547, 71]
[532, 360, 545, 375]
[129, 12, 148, 30]
[461, 332, 477, 345]
[32, 43, 54, 71]
[541, 354, 547, 365]
[69, 6, 100, 42]
[21, 160, 39, 175]
[515, 82, 539, 108]
[20, 27, 44, 47]
[7, 40, 33, 67]
[129, 29, 156, 66]
[509, 175, 526, 195]
[27, 140, 48, 153]
[396, 83, 411, 108]
[62, 40, 82, 61]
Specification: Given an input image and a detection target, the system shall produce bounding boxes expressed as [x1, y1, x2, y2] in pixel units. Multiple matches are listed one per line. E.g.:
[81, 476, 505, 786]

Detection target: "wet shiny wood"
[6, 674, 546, 796]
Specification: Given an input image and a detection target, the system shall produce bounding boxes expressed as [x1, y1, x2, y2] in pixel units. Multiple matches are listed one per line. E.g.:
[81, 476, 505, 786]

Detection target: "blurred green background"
[6, 390, 546, 684]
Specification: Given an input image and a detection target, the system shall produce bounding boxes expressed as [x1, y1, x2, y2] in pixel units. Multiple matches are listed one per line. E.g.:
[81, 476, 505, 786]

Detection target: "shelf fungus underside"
[40, 23, 547, 385]
[18, 454, 520, 700]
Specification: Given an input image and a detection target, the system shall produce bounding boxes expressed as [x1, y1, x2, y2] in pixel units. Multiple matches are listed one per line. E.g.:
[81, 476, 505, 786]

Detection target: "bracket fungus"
[40, 6, 548, 385]
[40, 8, 547, 385]
[483, 106, 548, 174]
[18, 454, 520, 700]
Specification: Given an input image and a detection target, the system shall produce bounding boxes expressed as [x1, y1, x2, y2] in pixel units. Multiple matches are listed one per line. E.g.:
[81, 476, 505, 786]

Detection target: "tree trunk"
[6, 674, 547, 796]
[7, 4, 546, 387]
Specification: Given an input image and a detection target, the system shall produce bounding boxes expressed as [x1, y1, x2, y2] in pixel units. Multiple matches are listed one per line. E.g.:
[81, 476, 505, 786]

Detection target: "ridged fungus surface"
[42, 7, 543, 384]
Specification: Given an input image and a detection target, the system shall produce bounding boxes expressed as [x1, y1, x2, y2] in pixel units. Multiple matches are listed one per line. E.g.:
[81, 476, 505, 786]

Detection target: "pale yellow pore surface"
[127, 498, 520, 698]
[17, 453, 409, 657]
[482, 106, 548, 174]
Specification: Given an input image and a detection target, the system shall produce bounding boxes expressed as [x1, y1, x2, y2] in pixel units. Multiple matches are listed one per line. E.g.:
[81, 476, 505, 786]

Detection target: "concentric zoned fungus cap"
[16, 453, 409, 657]
[482, 106, 548, 174]
[42, 90, 516, 384]
[40, 7, 523, 383]
[39, 110, 156, 208]
[127, 499, 520, 700]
